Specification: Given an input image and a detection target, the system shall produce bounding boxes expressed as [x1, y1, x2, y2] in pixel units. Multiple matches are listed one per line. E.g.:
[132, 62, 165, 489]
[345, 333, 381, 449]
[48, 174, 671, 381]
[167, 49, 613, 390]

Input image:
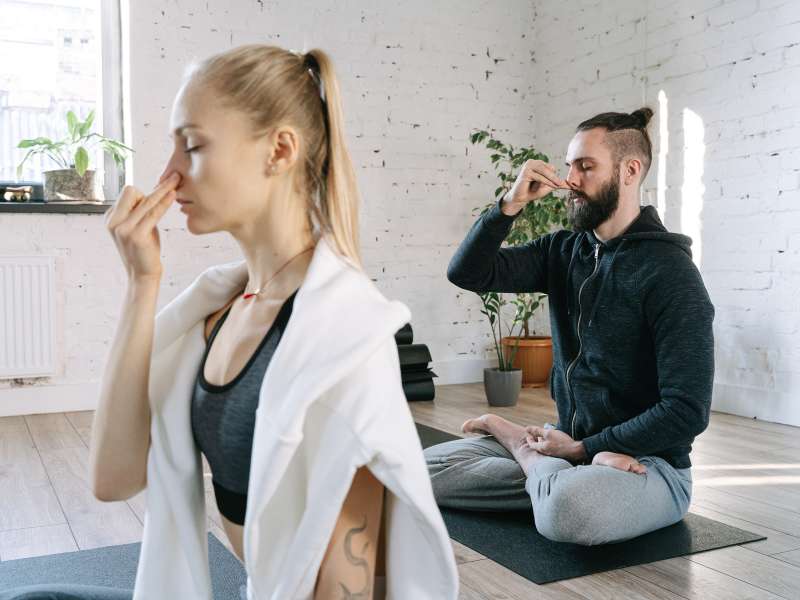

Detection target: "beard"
[567, 165, 620, 232]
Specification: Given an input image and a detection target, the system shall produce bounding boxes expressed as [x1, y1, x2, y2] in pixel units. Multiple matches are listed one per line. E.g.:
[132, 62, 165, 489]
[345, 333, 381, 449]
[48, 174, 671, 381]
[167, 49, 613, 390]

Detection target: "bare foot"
[462, 414, 546, 474]
[592, 451, 647, 474]
[461, 415, 492, 435]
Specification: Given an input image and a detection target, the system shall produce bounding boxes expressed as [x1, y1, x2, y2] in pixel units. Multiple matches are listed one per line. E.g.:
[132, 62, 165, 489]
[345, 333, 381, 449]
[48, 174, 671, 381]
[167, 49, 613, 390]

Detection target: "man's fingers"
[526, 425, 547, 439]
[527, 439, 549, 454]
[526, 165, 567, 190]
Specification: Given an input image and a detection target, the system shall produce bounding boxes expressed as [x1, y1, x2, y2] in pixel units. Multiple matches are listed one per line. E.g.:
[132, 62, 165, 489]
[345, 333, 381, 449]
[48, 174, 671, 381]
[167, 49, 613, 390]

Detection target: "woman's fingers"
[105, 185, 142, 229]
[126, 173, 181, 228]
[135, 189, 176, 235]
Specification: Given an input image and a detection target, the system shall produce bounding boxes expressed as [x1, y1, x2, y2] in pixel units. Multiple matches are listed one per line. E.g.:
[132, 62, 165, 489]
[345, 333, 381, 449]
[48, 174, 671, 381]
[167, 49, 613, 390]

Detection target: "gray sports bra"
[190, 288, 298, 525]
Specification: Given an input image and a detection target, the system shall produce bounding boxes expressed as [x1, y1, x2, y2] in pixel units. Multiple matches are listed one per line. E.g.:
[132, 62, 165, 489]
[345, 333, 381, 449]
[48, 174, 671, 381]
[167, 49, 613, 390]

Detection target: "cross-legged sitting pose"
[425, 108, 715, 546]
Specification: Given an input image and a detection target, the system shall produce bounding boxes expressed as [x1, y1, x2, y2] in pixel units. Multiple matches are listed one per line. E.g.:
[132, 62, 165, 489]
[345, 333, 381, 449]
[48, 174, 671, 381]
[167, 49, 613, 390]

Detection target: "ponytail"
[304, 49, 362, 270]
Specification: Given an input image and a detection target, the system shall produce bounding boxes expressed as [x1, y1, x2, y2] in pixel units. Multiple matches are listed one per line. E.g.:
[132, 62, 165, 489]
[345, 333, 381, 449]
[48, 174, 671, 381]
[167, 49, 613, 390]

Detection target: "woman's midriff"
[220, 513, 245, 562]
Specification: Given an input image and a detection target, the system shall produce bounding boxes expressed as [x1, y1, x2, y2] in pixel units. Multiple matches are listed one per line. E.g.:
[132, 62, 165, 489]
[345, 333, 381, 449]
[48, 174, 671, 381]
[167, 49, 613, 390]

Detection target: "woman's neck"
[231, 189, 317, 299]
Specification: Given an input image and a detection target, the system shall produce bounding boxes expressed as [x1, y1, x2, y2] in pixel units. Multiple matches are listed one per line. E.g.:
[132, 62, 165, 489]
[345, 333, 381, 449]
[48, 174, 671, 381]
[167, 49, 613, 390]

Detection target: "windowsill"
[0, 201, 111, 214]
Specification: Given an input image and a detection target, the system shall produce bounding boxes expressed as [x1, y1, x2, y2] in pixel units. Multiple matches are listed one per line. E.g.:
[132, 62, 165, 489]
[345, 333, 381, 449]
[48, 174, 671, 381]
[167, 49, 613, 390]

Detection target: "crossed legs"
[425, 415, 692, 546]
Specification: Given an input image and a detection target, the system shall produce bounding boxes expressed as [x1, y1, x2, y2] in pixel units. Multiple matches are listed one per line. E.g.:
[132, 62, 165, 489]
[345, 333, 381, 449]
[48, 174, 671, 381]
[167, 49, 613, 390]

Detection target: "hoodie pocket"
[577, 386, 624, 436]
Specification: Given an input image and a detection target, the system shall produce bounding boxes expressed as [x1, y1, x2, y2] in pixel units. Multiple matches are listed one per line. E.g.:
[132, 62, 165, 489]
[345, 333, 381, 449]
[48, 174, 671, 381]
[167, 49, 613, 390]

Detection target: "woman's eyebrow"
[168, 124, 201, 139]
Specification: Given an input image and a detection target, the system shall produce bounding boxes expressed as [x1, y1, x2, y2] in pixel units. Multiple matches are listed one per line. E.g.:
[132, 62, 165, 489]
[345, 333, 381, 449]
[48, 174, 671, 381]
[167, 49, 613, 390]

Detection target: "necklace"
[242, 245, 315, 300]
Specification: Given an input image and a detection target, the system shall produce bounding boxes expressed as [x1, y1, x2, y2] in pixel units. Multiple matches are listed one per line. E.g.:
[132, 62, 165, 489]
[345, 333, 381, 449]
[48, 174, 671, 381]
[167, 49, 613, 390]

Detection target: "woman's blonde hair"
[185, 44, 362, 270]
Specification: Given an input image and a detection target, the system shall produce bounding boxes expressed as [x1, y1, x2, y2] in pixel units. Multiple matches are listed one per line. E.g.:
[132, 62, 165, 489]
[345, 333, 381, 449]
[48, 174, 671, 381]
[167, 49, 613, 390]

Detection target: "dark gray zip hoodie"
[447, 195, 715, 469]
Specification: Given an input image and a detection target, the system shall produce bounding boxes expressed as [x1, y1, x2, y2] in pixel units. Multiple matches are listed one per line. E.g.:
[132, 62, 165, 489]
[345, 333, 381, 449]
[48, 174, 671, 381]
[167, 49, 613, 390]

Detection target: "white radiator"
[0, 256, 57, 379]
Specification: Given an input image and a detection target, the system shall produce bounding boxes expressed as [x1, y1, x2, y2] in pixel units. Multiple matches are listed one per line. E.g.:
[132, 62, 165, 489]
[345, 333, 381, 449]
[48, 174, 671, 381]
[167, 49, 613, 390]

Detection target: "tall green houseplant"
[470, 129, 569, 340]
[479, 292, 527, 371]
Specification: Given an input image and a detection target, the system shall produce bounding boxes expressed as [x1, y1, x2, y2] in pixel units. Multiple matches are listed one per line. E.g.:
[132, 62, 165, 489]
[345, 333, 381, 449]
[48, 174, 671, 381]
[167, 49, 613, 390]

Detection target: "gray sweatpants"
[424, 434, 692, 546]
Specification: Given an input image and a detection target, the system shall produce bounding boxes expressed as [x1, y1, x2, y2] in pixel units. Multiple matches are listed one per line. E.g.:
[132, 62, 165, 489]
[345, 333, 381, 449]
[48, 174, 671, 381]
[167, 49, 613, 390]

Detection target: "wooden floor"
[2, 383, 800, 599]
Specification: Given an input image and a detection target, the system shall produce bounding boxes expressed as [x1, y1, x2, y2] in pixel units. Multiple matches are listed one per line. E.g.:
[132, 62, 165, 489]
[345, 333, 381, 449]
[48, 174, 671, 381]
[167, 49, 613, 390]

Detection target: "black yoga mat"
[0, 532, 246, 598]
[403, 378, 436, 402]
[416, 422, 767, 584]
[394, 322, 413, 345]
[397, 343, 432, 369]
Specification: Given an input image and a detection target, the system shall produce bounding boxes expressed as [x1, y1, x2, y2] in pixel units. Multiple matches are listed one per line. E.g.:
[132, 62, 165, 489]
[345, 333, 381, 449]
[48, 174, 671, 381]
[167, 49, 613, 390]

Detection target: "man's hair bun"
[630, 107, 654, 129]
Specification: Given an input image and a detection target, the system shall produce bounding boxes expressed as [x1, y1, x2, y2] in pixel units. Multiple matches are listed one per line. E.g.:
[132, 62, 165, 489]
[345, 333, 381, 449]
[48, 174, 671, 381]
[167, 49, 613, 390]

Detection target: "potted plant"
[16, 109, 132, 202]
[480, 291, 525, 406]
[470, 130, 569, 388]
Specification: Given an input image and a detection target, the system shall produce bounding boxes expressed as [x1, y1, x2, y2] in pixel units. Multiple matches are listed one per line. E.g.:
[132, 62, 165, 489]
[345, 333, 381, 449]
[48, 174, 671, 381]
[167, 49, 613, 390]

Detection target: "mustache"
[568, 191, 588, 201]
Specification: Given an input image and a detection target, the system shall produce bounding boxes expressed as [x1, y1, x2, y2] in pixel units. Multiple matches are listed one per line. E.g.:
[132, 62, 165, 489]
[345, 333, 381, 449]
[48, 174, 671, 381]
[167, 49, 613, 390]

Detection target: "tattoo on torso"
[338, 515, 371, 599]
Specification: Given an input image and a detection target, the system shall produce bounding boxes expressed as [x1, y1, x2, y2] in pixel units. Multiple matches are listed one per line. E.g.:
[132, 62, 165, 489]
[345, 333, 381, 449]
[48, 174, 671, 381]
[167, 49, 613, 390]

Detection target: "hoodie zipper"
[566, 242, 602, 440]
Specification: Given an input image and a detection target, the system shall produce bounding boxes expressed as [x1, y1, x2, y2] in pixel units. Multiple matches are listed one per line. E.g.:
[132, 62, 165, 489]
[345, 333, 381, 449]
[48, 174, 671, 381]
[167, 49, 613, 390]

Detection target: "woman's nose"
[158, 156, 182, 185]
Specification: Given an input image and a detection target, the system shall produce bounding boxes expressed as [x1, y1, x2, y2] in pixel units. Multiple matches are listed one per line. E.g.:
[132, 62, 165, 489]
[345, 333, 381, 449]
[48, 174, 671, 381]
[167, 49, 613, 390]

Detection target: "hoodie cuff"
[579, 432, 607, 462]
[482, 192, 520, 232]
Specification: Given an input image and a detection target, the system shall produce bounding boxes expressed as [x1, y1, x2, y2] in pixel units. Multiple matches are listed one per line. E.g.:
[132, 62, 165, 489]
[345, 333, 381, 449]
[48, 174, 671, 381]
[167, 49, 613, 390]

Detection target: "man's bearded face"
[567, 163, 620, 232]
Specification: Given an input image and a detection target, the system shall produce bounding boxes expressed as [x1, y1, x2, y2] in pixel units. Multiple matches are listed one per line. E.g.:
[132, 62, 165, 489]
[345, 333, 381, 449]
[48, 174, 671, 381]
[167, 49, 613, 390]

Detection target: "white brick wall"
[530, 0, 800, 426]
[3, 0, 798, 428]
[0, 0, 539, 414]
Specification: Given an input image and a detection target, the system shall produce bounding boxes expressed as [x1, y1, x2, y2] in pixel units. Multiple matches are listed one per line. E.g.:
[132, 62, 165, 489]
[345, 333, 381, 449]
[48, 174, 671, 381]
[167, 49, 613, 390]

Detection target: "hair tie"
[304, 54, 326, 104]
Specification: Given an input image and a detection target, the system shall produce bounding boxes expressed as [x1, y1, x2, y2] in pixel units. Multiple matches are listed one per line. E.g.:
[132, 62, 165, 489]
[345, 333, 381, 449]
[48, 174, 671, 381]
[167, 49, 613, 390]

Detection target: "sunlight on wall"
[656, 90, 668, 221]
[680, 107, 705, 268]
[693, 463, 800, 470]
[696, 475, 800, 487]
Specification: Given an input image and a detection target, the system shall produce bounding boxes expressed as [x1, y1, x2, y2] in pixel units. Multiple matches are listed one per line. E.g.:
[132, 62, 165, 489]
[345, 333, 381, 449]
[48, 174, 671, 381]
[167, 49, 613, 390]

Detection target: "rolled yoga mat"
[416, 422, 767, 584]
[0, 532, 246, 598]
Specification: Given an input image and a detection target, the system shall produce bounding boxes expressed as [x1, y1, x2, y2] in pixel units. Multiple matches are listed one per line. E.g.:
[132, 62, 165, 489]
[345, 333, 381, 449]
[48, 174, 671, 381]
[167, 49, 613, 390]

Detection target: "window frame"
[0, 0, 125, 213]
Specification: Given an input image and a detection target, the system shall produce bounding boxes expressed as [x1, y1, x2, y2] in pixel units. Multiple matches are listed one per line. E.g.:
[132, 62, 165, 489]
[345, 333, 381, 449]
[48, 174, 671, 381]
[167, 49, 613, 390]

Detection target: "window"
[0, 0, 125, 202]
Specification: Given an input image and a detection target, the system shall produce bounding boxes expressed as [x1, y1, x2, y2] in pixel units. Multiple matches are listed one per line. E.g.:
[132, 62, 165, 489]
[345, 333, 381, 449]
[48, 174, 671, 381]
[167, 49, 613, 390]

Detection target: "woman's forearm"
[88, 277, 160, 501]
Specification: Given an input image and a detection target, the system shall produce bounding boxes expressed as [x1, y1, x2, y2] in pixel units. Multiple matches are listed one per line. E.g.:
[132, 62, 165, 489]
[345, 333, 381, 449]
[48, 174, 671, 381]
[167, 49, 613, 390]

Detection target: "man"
[425, 108, 715, 546]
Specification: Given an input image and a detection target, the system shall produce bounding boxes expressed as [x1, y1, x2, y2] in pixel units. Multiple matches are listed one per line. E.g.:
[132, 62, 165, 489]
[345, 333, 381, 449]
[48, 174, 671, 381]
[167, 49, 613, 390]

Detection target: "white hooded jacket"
[131, 234, 459, 599]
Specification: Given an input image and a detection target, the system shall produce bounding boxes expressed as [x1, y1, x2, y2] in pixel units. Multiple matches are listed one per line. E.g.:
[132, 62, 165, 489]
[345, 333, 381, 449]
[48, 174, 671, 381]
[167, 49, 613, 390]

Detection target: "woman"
[1, 45, 457, 600]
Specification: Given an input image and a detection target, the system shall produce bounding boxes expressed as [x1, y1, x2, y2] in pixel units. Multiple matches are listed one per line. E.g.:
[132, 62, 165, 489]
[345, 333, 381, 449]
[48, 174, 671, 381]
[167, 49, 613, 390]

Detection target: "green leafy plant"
[479, 292, 527, 371]
[16, 109, 133, 179]
[470, 129, 569, 337]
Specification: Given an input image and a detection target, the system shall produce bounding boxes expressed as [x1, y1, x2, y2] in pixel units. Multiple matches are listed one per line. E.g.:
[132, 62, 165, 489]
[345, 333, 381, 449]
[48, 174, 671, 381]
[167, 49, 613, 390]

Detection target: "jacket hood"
[587, 205, 693, 256]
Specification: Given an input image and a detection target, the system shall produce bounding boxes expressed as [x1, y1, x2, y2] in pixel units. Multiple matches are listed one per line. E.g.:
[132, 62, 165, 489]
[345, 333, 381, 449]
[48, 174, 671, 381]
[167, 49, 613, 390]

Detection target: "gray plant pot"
[43, 169, 104, 202]
[483, 367, 522, 407]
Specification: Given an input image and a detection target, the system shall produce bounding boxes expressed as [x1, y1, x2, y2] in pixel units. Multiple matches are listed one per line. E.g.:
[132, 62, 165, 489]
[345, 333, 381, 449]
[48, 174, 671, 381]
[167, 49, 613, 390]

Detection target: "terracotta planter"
[43, 169, 104, 202]
[500, 336, 553, 388]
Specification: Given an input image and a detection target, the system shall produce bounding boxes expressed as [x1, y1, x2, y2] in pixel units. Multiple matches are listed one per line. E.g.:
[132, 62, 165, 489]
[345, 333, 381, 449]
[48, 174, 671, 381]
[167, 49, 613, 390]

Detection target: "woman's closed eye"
[184, 145, 202, 154]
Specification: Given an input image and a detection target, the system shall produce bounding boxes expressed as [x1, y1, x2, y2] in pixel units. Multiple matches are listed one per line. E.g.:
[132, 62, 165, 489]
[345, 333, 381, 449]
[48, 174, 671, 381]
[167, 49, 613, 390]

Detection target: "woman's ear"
[266, 126, 300, 176]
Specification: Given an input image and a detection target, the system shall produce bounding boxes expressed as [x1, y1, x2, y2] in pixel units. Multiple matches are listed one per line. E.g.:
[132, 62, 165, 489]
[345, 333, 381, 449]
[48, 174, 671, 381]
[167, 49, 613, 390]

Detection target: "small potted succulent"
[470, 129, 569, 388]
[480, 291, 526, 407]
[16, 109, 132, 202]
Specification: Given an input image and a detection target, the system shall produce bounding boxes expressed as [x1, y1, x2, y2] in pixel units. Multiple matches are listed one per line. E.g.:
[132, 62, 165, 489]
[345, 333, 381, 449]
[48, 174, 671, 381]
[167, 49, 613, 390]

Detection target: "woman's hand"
[105, 172, 181, 281]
